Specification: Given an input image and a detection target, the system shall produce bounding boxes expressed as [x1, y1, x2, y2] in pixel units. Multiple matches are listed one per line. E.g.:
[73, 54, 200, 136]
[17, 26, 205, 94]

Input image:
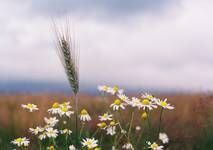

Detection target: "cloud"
[0, 0, 213, 92]
[28, 0, 178, 20]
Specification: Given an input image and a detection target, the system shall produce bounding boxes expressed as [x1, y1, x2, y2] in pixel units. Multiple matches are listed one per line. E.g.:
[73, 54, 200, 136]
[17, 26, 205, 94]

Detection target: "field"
[0, 92, 213, 150]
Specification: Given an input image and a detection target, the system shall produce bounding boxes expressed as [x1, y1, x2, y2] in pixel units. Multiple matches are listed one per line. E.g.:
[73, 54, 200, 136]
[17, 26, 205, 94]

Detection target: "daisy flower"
[58, 106, 74, 117]
[130, 97, 141, 108]
[11, 137, 30, 147]
[106, 121, 118, 136]
[110, 99, 126, 110]
[98, 85, 109, 93]
[117, 94, 130, 103]
[139, 99, 157, 110]
[99, 112, 113, 121]
[29, 126, 44, 135]
[21, 103, 38, 112]
[60, 101, 72, 109]
[108, 85, 124, 95]
[147, 142, 164, 150]
[97, 122, 107, 129]
[81, 138, 98, 149]
[159, 133, 169, 144]
[156, 99, 174, 110]
[122, 142, 134, 150]
[44, 117, 59, 127]
[141, 93, 155, 100]
[38, 132, 47, 140]
[45, 127, 58, 138]
[60, 128, 72, 135]
[69, 145, 77, 150]
[80, 109, 91, 122]
[48, 102, 61, 114]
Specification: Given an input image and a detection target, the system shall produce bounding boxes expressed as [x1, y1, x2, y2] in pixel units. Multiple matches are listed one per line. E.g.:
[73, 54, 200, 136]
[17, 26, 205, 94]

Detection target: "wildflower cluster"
[12, 85, 174, 150]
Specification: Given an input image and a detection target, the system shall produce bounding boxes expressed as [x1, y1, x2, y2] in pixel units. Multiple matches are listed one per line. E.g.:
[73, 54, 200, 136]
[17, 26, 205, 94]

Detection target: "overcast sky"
[0, 0, 213, 92]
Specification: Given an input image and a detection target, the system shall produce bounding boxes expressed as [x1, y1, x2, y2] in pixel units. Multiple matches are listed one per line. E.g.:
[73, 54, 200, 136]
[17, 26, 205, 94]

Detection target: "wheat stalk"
[54, 25, 79, 94]
[53, 21, 80, 147]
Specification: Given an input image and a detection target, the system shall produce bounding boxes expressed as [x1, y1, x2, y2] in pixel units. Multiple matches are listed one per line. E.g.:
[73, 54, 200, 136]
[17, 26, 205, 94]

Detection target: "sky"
[0, 0, 213, 93]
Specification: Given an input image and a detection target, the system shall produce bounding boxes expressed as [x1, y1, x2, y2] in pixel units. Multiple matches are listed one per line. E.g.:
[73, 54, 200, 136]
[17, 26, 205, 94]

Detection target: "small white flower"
[11, 137, 30, 147]
[141, 93, 155, 100]
[58, 106, 74, 117]
[80, 109, 91, 122]
[135, 126, 141, 131]
[69, 145, 77, 150]
[45, 127, 58, 138]
[99, 112, 113, 121]
[129, 97, 141, 108]
[122, 142, 134, 150]
[117, 94, 130, 103]
[60, 129, 72, 135]
[110, 99, 126, 110]
[106, 126, 116, 136]
[38, 133, 46, 140]
[138, 99, 157, 110]
[81, 138, 98, 149]
[48, 102, 61, 114]
[21, 103, 38, 112]
[156, 99, 174, 110]
[108, 86, 124, 95]
[98, 85, 109, 92]
[97, 122, 108, 129]
[29, 127, 44, 135]
[44, 117, 59, 127]
[147, 141, 164, 150]
[159, 133, 169, 144]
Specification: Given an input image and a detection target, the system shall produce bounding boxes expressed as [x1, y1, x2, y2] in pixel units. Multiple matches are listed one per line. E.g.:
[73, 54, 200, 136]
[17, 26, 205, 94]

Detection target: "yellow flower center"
[80, 109, 88, 115]
[160, 101, 168, 107]
[103, 113, 108, 118]
[95, 148, 101, 150]
[86, 140, 92, 145]
[147, 95, 154, 99]
[114, 99, 121, 105]
[110, 121, 116, 126]
[98, 122, 107, 128]
[141, 112, 148, 119]
[103, 85, 109, 91]
[151, 143, 158, 149]
[27, 103, 33, 108]
[49, 146, 55, 150]
[63, 129, 68, 133]
[15, 138, 23, 143]
[142, 99, 150, 105]
[61, 107, 68, 112]
[113, 86, 119, 92]
[52, 102, 59, 108]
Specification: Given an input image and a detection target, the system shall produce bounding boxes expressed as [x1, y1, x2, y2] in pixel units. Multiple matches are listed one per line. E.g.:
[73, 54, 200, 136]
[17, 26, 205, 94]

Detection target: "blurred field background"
[0, 93, 213, 150]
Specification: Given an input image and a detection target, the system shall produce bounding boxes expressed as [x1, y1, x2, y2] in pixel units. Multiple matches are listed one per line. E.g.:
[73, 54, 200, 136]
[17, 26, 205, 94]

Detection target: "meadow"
[0, 92, 213, 150]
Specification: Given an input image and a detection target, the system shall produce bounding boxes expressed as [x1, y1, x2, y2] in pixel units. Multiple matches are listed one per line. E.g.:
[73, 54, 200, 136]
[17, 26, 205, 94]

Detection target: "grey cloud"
[29, 0, 178, 19]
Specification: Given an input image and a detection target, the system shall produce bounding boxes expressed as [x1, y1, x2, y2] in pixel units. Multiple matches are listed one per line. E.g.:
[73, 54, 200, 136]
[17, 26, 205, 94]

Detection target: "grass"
[0, 92, 212, 149]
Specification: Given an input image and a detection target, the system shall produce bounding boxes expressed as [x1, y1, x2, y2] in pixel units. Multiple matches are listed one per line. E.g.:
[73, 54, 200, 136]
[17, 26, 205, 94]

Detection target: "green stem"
[74, 94, 79, 148]
[65, 134, 68, 150]
[158, 108, 164, 134]
[92, 128, 100, 137]
[79, 123, 85, 138]
[128, 111, 135, 141]
[145, 110, 151, 140]
[38, 139, 42, 150]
